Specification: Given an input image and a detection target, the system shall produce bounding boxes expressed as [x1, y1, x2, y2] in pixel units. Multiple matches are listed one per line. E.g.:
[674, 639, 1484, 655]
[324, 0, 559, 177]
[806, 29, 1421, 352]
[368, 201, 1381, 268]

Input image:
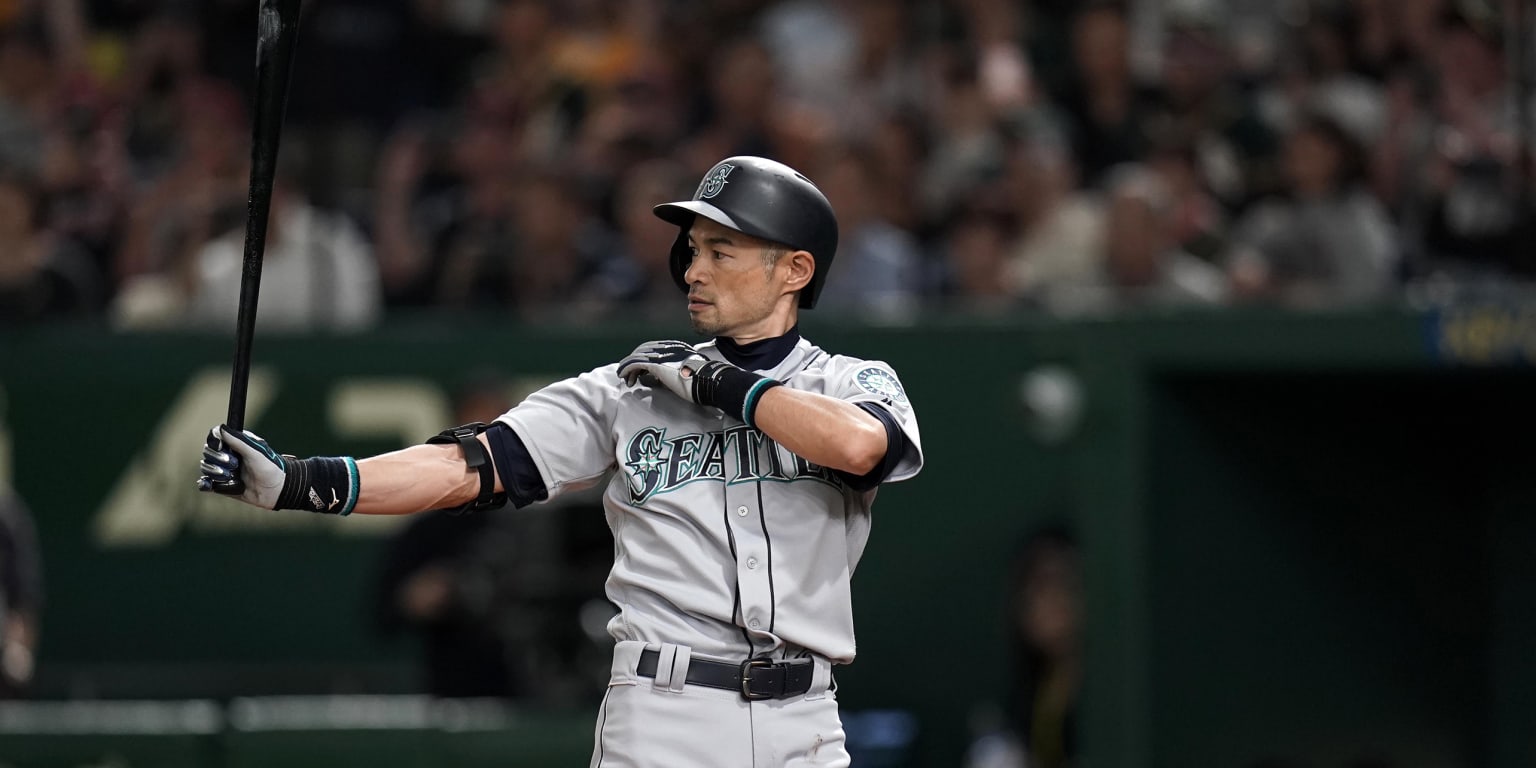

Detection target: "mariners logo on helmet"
[696, 163, 735, 199]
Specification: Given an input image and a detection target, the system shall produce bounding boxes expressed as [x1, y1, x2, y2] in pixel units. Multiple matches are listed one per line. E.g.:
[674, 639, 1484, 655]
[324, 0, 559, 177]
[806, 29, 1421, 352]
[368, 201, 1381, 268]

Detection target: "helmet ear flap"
[668, 219, 694, 293]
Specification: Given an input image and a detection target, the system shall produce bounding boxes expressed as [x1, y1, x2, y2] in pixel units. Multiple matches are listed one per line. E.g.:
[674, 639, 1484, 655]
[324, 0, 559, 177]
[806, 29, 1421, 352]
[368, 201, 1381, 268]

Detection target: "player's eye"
[687, 245, 699, 260]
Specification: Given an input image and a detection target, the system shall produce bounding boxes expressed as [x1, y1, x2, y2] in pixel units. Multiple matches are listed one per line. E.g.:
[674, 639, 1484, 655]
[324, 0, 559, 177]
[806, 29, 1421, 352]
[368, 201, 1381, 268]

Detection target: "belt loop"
[666, 645, 691, 693]
[805, 655, 833, 700]
[650, 644, 679, 691]
[609, 640, 648, 685]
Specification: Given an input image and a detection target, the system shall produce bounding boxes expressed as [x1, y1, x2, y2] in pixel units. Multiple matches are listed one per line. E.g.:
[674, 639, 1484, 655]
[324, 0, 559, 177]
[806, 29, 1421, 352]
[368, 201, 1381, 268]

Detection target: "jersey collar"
[715, 325, 802, 371]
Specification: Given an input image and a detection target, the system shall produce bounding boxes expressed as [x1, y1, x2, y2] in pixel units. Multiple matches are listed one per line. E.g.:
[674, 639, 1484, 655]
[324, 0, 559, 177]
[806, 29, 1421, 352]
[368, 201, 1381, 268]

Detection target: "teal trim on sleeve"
[340, 457, 359, 517]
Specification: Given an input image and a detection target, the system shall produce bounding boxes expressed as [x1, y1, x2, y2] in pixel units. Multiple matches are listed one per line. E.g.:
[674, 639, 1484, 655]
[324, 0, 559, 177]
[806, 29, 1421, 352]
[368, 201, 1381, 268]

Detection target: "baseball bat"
[226, 0, 303, 432]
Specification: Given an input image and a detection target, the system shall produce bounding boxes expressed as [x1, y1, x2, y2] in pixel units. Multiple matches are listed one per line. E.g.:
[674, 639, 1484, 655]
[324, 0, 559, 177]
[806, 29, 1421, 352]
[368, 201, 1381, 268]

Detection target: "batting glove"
[618, 340, 709, 401]
[198, 425, 358, 515]
[617, 340, 782, 428]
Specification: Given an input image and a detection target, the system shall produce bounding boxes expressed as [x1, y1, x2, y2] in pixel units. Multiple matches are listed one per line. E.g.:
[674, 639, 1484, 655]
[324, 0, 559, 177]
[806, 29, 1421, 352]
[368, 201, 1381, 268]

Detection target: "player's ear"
[781, 249, 815, 295]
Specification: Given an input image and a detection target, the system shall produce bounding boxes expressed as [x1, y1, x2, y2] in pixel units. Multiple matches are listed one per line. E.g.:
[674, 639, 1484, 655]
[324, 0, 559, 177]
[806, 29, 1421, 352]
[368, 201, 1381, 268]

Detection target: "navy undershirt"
[714, 325, 802, 370]
[486, 326, 906, 507]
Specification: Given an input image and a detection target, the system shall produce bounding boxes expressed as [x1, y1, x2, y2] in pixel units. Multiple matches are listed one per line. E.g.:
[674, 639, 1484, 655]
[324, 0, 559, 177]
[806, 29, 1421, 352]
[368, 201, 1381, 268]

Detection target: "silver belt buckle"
[739, 657, 774, 700]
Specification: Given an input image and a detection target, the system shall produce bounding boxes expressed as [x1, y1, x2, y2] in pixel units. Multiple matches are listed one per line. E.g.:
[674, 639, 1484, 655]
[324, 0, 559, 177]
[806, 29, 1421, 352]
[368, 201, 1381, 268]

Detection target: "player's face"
[682, 218, 788, 338]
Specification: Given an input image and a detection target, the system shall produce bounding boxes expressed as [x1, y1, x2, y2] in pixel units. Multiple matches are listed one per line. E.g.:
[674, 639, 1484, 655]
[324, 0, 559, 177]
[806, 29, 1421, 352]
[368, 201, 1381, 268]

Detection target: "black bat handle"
[228, 0, 302, 432]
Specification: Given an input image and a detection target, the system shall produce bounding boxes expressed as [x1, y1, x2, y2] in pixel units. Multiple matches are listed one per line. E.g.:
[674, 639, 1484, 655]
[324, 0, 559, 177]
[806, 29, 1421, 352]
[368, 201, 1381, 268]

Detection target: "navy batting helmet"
[653, 156, 839, 309]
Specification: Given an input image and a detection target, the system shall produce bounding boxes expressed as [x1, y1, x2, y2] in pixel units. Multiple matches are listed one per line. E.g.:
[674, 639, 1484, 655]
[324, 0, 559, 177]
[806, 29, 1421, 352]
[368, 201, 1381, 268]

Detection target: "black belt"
[637, 649, 815, 701]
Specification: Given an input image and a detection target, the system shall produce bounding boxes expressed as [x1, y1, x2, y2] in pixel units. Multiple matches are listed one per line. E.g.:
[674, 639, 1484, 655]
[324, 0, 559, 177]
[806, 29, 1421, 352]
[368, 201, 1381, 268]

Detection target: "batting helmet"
[653, 156, 839, 309]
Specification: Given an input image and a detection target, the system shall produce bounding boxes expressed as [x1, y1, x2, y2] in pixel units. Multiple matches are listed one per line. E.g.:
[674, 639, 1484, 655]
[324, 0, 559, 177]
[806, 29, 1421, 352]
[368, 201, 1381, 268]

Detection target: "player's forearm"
[751, 387, 886, 475]
[353, 443, 483, 515]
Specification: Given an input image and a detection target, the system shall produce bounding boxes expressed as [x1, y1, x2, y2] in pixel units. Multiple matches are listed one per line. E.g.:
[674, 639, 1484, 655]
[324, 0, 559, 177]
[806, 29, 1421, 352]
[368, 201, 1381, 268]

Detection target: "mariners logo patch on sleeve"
[855, 367, 908, 404]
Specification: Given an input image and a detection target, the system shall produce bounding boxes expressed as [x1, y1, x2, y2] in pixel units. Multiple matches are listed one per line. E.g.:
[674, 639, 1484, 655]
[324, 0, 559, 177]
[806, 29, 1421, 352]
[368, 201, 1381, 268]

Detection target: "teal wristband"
[741, 378, 782, 429]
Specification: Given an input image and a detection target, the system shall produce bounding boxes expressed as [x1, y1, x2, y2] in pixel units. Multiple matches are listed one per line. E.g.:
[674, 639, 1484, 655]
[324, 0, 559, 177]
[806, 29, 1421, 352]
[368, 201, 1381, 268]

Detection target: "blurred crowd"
[0, 0, 1534, 328]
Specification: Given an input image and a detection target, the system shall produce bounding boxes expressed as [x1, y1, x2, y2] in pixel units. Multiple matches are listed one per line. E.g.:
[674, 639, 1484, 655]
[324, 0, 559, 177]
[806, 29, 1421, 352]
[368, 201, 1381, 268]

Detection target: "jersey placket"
[725, 350, 807, 655]
[724, 436, 775, 653]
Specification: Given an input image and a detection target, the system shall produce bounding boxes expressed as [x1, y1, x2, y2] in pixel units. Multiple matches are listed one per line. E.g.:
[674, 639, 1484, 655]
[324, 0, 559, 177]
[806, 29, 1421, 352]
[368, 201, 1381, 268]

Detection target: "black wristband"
[693, 361, 782, 428]
[276, 456, 359, 515]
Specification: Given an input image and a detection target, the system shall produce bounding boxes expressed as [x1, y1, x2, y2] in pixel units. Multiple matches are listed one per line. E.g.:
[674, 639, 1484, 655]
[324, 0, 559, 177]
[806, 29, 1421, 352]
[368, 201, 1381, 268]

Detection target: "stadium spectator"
[1055, 3, 1160, 186]
[0, 167, 102, 322]
[841, 0, 931, 137]
[1416, 9, 1536, 279]
[677, 35, 779, 175]
[117, 9, 209, 185]
[866, 110, 929, 236]
[965, 525, 1083, 768]
[812, 143, 926, 317]
[758, 0, 859, 122]
[115, 77, 248, 286]
[373, 113, 521, 310]
[1225, 113, 1400, 305]
[1144, 135, 1228, 263]
[1153, 17, 1280, 210]
[0, 485, 42, 698]
[0, 16, 56, 179]
[1042, 163, 1228, 314]
[1000, 113, 1106, 307]
[937, 208, 1016, 313]
[184, 158, 381, 332]
[501, 165, 619, 322]
[915, 55, 1008, 231]
[584, 156, 693, 317]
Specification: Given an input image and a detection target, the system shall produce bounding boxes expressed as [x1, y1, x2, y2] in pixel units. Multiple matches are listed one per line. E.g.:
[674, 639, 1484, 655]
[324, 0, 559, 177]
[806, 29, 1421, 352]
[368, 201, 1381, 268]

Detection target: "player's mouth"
[687, 295, 713, 311]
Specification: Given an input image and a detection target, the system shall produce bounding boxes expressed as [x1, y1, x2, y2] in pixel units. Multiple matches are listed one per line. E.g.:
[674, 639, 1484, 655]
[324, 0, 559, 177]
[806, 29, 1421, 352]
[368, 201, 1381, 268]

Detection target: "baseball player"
[198, 156, 924, 767]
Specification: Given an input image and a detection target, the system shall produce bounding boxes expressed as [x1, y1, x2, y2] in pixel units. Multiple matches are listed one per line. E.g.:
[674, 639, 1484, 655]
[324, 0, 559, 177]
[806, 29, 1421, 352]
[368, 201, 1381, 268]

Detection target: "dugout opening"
[1140, 370, 1536, 768]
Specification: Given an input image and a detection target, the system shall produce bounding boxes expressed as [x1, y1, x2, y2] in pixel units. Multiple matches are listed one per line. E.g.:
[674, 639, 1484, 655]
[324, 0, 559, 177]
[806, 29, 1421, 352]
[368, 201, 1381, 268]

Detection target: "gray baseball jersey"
[496, 336, 922, 664]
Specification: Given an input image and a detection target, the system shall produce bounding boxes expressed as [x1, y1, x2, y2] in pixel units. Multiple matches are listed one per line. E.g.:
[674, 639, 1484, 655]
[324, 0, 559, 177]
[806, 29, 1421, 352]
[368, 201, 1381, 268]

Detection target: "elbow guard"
[426, 422, 508, 514]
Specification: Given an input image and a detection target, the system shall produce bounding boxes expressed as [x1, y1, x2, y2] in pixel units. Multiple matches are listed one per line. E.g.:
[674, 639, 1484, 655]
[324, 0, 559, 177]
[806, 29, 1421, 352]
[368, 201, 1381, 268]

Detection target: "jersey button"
[748, 619, 761, 629]
[746, 557, 758, 569]
[736, 505, 749, 517]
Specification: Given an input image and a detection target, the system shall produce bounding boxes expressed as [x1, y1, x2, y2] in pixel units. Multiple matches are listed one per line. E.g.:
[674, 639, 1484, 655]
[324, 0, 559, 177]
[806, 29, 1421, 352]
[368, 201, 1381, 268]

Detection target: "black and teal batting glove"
[618, 340, 782, 429]
[198, 425, 358, 515]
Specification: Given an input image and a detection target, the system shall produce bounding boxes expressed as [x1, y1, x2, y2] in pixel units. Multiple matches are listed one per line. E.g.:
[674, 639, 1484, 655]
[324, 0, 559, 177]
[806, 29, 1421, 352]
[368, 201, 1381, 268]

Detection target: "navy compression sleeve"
[834, 402, 908, 493]
[484, 422, 550, 508]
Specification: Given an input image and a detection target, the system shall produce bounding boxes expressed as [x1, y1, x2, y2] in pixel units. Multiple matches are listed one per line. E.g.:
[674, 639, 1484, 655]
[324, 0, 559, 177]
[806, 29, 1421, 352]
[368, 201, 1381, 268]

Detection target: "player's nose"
[683, 254, 708, 285]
